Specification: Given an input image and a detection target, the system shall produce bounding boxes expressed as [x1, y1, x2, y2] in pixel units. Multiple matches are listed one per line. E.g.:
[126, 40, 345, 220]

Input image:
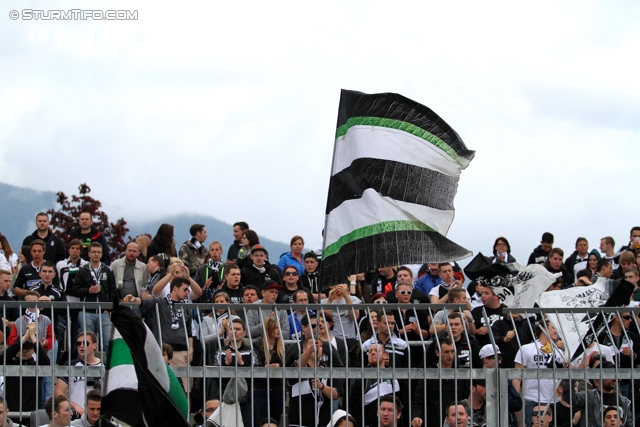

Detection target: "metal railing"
[2, 301, 640, 427]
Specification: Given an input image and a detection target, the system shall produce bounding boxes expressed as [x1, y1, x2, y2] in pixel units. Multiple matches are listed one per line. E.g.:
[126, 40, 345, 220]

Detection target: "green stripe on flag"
[324, 220, 435, 258]
[166, 365, 189, 418]
[106, 338, 134, 369]
[335, 117, 468, 168]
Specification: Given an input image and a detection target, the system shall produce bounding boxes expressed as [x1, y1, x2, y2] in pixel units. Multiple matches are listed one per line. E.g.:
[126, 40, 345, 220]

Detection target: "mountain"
[0, 182, 290, 261]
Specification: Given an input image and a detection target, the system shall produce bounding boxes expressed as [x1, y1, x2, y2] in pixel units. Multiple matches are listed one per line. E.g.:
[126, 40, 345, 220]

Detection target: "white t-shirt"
[62, 360, 103, 408]
[514, 340, 566, 402]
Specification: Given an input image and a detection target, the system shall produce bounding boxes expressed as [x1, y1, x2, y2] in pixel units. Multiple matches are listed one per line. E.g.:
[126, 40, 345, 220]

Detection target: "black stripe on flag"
[321, 230, 471, 286]
[337, 90, 474, 162]
[326, 157, 457, 214]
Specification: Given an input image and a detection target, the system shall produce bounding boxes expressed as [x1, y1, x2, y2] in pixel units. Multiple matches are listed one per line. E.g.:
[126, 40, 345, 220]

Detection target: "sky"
[1, 0, 639, 263]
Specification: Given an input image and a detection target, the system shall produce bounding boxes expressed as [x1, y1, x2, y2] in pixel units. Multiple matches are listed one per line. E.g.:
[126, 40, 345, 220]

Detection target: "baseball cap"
[251, 245, 267, 254]
[262, 280, 282, 291]
[479, 344, 501, 359]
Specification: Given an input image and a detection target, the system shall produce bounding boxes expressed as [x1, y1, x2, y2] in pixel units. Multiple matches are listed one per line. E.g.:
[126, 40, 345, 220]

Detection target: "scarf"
[253, 264, 266, 273]
[25, 308, 40, 323]
[166, 294, 183, 330]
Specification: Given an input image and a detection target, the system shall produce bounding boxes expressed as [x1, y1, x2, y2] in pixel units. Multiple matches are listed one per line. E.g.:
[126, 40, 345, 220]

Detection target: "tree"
[47, 183, 130, 260]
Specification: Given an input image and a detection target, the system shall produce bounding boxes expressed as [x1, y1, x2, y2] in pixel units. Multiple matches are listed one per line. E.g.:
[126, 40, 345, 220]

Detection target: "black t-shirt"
[471, 304, 505, 346]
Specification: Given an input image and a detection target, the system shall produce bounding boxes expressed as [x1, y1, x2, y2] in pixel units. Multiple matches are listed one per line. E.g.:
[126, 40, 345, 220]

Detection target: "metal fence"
[2, 301, 640, 427]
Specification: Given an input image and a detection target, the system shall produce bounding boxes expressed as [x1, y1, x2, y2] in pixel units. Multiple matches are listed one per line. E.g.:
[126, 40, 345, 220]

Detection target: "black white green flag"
[103, 304, 189, 427]
[321, 90, 475, 287]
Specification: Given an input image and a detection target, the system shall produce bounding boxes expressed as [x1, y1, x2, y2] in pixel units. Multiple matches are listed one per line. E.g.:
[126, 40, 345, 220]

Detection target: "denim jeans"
[78, 311, 111, 353]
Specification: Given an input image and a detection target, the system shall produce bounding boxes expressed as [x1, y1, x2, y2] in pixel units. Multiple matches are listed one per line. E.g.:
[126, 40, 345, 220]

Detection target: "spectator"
[43, 395, 70, 427]
[134, 234, 151, 263]
[227, 222, 249, 264]
[124, 277, 195, 392]
[214, 263, 243, 303]
[530, 404, 553, 427]
[513, 319, 567, 427]
[54, 332, 102, 416]
[300, 251, 323, 301]
[277, 235, 305, 276]
[277, 265, 314, 305]
[151, 258, 203, 302]
[253, 317, 286, 423]
[1, 323, 51, 412]
[288, 289, 313, 340]
[110, 242, 150, 301]
[147, 223, 177, 268]
[544, 248, 574, 287]
[369, 267, 397, 296]
[21, 212, 65, 264]
[349, 343, 402, 427]
[429, 263, 470, 308]
[241, 245, 282, 291]
[236, 230, 260, 270]
[565, 237, 590, 281]
[414, 263, 442, 298]
[600, 236, 619, 270]
[179, 224, 208, 277]
[245, 281, 289, 339]
[193, 241, 225, 302]
[471, 285, 505, 346]
[288, 337, 342, 427]
[0, 234, 19, 276]
[69, 212, 111, 264]
[0, 396, 26, 427]
[199, 292, 239, 344]
[69, 390, 105, 427]
[442, 402, 469, 427]
[377, 395, 403, 427]
[613, 251, 636, 280]
[362, 311, 408, 368]
[320, 283, 361, 340]
[13, 240, 47, 298]
[68, 242, 117, 353]
[527, 232, 554, 265]
[430, 288, 475, 337]
[491, 236, 516, 264]
[426, 312, 480, 369]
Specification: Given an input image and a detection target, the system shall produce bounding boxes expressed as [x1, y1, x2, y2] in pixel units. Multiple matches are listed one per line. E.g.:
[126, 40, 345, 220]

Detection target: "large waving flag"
[102, 303, 189, 427]
[321, 90, 475, 287]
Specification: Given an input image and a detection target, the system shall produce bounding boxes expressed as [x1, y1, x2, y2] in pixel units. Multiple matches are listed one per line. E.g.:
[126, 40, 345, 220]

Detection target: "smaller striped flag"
[103, 303, 189, 427]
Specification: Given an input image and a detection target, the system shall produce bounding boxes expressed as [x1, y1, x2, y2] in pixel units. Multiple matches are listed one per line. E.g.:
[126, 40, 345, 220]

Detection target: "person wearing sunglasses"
[277, 265, 314, 306]
[393, 283, 430, 367]
[54, 331, 101, 417]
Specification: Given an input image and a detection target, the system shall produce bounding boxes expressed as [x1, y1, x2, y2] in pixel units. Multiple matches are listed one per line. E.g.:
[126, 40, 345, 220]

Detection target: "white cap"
[479, 344, 501, 359]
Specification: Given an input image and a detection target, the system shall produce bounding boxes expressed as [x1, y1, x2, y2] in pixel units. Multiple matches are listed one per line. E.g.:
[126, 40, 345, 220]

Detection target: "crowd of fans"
[1, 213, 640, 427]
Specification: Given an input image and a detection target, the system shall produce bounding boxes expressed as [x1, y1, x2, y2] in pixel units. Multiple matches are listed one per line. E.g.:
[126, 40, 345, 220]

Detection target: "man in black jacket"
[241, 245, 281, 291]
[527, 232, 554, 265]
[69, 212, 111, 264]
[68, 242, 117, 353]
[22, 212, 65, 263]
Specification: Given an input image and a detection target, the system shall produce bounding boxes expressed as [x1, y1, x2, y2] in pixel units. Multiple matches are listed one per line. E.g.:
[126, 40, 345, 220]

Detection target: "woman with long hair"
[18, 245, 33, 268]
[147, 224, 177, 266]
[587, 250, 601, 275]
[253, 316, 286, 423]
[0, 234, 18, 272]
[277, 235, 305, 276]
[236, 229, 260, 269]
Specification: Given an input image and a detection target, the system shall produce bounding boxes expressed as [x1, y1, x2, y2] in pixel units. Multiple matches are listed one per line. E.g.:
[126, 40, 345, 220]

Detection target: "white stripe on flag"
[142, 324, 170, 392]
[333, 126, 463, 177]
[324, 188, 454, 248]
[104, 363, 138, 394]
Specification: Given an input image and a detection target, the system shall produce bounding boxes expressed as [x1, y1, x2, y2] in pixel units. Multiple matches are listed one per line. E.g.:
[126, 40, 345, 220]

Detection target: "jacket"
[527, 245, 550, 265]
[2, 341, 50, 412]
[244, 301, 289, 340]
[110, 257, 150, 298]
[277, 252, 304, 276]
[22, 229, 66, 263]
[68, 263, 118, 307]
[7, 312, 55, 350]
[240, 261, 282, 291]
[70, 225, 111, 264]
[179, 239, 207, 277]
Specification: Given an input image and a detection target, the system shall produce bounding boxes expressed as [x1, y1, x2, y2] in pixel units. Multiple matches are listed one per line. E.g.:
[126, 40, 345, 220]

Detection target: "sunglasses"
[181, 287, 190, 292]
[621, 315, 633, 320]
[76, 341, 91, 347]
[374, 300, 387, 304]
[284, 272, 298, 276]
[398, 290, 412, 295]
